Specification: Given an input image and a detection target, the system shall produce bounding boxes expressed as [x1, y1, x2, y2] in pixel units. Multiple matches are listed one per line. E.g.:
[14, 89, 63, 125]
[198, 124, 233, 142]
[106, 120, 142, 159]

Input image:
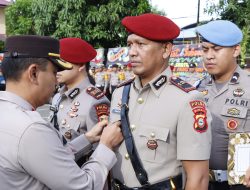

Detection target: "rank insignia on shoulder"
[69, 88, 80, 99]
[117, 78, 135, 88]
[86, 87, 105, 99]
[95, 103, 109, 121]
[170, 76, 196, 93]
[189, 100, 208, 133]
[153, 75, 167, 90]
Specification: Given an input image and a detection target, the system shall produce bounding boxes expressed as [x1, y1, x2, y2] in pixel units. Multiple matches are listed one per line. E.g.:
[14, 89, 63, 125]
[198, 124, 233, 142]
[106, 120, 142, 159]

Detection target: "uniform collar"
[133, 67, 171, 97]
[207, 65, 242, 86]
[60, 78, 91, 99]
[0, 91, 34, 111]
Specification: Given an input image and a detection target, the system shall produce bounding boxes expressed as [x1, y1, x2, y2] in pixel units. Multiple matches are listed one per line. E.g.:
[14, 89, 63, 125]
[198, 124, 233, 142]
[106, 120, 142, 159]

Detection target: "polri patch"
[153, 75, 167, 90]
[95, 104, 109, 121]
[189, 100, 208, 133]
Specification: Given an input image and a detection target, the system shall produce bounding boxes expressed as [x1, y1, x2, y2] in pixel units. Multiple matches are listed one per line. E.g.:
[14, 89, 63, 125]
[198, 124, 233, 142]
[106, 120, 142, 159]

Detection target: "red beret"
[60, 38, 97, 65]
[122, 13, 180, 41]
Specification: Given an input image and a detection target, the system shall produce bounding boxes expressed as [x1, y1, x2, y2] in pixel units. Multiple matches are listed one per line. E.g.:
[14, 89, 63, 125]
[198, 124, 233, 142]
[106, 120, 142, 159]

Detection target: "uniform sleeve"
[109, 87, 122, 123]
[18, 123, 117, 190]
[66, 134, 93, 161]
[177, 92, 212, 160]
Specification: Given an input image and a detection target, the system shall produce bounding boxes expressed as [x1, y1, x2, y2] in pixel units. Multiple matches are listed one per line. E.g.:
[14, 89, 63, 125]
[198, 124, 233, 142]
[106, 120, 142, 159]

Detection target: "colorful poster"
[169, 44, 207, 82]
[0, 53, 3, 63]
[106, 47, 130, 68]
[90, 48, 105, 68]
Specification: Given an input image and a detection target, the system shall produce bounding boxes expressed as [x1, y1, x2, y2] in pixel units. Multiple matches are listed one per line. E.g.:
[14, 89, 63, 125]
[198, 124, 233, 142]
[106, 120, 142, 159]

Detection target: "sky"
[150, 0, 219, 28]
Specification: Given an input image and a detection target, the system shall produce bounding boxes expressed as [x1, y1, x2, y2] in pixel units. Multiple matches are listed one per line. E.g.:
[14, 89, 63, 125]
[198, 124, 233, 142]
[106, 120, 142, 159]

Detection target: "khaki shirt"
[52, 78, 110, 142]
[95, 71, 108, 90]
[0, 91, 116, 190]
[198, 65, 250, 170]
[109, 71, 120, 86]
[110, 67, 211, 187]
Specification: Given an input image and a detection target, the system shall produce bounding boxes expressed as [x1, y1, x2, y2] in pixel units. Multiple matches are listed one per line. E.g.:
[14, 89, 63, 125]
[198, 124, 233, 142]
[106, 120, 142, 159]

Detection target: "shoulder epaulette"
[170, 76, 196, 93]
[86, 87, 105, 100]
[117, 78, 135, 88]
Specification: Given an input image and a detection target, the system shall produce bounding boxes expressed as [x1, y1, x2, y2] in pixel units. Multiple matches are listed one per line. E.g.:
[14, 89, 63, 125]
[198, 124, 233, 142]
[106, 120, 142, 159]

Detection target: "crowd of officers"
[1, 12, 250, 190]
[90, 63, 134, 99]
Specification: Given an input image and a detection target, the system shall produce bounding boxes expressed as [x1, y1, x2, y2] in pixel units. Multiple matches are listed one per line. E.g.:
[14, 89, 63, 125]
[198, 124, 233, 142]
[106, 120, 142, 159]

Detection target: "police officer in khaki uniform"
[124, 63, 135, 81]
[185, 62, 202, 88]
[0, 35, 123, 190]
[52, 38, 110, 143]
[109, 64, 121, 94]
[110, 13, 212, 190]
[196, 20, 250, 190]
[94, 63, 109, 94]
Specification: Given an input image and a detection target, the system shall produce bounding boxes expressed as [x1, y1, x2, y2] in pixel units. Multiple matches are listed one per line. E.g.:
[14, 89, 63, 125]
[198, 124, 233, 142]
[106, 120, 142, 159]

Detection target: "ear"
[79, 64, 86, 72]
[27, 64, 39, 84]
[162, 43, 173, 59]
[233, 45, 241, 58]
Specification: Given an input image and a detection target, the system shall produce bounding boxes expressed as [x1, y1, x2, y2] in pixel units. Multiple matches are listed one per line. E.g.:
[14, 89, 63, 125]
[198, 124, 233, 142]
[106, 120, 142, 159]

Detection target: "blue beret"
[196, 20, 243, 46]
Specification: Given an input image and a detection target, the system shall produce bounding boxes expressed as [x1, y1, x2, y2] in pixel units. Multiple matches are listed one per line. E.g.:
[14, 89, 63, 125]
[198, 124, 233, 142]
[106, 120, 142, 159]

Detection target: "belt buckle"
[209, 170, 216, 182]
[170, 178, 176, 190]
[209, 170, 228, 182]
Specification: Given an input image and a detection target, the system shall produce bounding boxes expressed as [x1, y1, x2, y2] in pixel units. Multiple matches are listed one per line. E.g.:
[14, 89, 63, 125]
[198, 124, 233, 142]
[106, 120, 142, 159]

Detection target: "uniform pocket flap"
[138, 126, 170, 141]
[221, 105, 248, 119]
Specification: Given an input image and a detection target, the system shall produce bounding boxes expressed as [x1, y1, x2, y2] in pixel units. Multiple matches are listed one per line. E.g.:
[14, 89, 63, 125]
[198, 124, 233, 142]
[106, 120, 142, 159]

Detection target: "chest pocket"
[221, 105, 249, 132]
[135, 126, 170, 164]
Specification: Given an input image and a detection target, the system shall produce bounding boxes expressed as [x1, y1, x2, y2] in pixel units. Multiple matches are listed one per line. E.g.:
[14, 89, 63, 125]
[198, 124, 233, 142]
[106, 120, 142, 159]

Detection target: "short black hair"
[1, 57, 49, 81]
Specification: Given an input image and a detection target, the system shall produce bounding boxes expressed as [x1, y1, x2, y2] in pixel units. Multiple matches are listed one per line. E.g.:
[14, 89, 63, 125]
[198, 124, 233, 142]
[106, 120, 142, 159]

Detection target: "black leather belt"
[112, 175, 182, 190]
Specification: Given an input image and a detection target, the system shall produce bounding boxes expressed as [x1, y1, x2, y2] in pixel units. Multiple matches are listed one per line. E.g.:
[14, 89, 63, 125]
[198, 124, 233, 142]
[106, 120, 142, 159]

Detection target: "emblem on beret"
[190, 100, 208, 133]
[233, 88, 244, 97]
[147, 140, 158, 150]
[227, 119, 238, 130]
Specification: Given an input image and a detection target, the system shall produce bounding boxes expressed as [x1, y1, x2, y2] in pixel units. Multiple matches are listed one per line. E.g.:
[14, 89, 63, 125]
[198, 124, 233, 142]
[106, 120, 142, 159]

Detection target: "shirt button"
[125, 153, 130, 160]
[150, 132, 155, 138]
[61, 119, 66, 125]
[59, 104, 64, 109]
[137, 98, 144, 104]
[130, 124, 136, 131]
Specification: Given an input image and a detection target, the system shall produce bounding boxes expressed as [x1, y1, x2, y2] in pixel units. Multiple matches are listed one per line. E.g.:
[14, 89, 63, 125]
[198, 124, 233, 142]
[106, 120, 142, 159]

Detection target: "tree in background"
[32, 0, 158, 48]
[5, 0, 162, 48]
[5, 0, 35, 35]
[205, 0, 250, 66]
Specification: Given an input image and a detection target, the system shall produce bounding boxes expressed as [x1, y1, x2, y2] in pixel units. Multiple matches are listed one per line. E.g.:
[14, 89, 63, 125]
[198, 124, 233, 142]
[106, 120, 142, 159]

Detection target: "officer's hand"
[100, 121, 123, 150]
[243, 167, 250, 187]
[85, 120, 108, 144]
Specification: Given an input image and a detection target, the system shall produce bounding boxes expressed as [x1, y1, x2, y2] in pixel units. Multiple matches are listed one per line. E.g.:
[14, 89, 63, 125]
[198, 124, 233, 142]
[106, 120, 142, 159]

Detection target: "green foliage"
[205, 0, 250, 62]
[240, 26, 250, 67]
[32, 0, 153, 48]
[0, 41, 4, 51]
[5, 0, 35, 35]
